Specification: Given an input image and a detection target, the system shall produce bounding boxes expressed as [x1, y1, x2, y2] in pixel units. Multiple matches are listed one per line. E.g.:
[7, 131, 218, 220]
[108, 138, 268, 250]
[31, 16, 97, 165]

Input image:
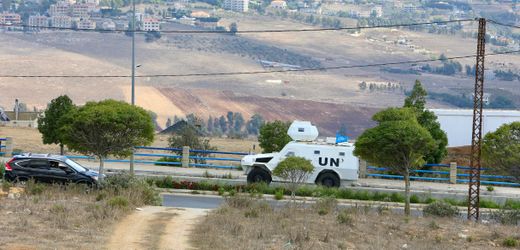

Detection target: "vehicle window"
[339, 152, 345, 156]
[314, 150, 320, 155]
[298, 127, 305, 132]
[15, 160, 31, 167]
[29, 160, 50, 169]
[65, 159, 88, 172]
[285, 151, 295, 157]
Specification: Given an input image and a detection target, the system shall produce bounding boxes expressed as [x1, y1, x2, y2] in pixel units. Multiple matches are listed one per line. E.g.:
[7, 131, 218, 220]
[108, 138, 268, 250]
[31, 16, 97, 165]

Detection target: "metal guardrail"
[367, 164, 520, 187]
[66, 146, 247, 170]
[0, 138, 6, 156]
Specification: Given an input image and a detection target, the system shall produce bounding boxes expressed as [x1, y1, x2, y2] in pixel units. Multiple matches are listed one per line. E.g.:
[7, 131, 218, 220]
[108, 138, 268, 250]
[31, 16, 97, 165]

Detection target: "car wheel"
[317, 172, 340, 188]
[247, 168, 272, 184]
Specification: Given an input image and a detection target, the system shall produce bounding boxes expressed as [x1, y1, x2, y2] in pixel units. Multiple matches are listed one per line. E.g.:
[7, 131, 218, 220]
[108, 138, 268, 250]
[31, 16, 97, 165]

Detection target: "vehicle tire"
[247, 167, 272, 185]
[316, 172, 340, 188]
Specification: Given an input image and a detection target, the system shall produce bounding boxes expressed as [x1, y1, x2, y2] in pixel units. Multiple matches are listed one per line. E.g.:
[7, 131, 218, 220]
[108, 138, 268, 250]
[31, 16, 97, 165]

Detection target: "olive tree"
[354, 108, 435, 216]
[273, 156, 314, 201]
[258, 120, 292, 153]
[61, 100, 154, 181]
[482, 122, 520, 181]
[38, 95, 75, 155]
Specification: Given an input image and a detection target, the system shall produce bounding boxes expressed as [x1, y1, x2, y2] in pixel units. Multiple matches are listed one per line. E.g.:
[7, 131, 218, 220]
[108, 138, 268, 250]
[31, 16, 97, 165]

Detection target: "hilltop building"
[142, 18, 160, 31]
[0, 12, 21, 24]
[28, 15, 49, 27]
[223, 0, 249, 12]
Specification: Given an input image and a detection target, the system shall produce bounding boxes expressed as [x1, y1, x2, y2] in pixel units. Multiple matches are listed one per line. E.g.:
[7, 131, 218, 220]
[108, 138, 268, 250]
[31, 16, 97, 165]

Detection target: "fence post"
[450, 162, 457, 184]
[359, 160, 367, 178]
[182, 146, 190, 168]
[5, 137, 13, 157]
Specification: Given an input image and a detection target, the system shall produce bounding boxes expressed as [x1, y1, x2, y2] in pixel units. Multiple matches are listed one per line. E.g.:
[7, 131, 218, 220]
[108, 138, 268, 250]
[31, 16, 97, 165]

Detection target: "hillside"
[1, 13, 519, 133]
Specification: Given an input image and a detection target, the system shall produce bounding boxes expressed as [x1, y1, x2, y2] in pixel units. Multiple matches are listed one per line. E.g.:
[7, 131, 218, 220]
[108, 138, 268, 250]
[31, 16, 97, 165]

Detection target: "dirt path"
[107, 206, 208, 250]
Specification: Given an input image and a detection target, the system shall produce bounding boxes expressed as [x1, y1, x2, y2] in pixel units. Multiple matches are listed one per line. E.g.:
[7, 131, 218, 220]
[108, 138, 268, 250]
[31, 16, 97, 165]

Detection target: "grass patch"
[423, 201, 459, 217]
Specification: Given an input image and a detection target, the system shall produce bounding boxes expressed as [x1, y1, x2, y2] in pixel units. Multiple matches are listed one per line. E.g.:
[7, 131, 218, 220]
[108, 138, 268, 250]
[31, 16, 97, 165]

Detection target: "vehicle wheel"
[247, 168, 272, 184]
[317, 172, 340, 188]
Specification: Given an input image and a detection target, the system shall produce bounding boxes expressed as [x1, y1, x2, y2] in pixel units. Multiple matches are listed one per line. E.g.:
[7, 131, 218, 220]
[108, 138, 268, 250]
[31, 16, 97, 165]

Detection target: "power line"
[0, 19, 475, 34]
[488, 19, 520, 29]
[1, 50, 518, 78]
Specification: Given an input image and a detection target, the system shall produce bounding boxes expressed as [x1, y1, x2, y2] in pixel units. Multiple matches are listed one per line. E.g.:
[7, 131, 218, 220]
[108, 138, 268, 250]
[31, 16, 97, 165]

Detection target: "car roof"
[13, 153, 69, 161]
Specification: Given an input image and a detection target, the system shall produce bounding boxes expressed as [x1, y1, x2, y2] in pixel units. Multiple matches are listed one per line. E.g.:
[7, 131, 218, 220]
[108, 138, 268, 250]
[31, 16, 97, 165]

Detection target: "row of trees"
[38, 96, 155, 181]
[166, 112, 266, 138]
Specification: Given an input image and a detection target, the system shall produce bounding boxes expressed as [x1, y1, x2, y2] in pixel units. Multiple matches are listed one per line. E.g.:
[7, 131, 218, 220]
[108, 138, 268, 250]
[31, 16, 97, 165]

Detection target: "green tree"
[229, 22, 237, 35]
[258, 120, 292, 153]
[168, 126, 216, 163]
[404, 80, 448, 163]
[62, 100, 154, 181]
[38, 95, 75, 155]
[482, 122, 520, 181]
[246, 114, 265, 135]
[354, 108, 435, 216]
[273, 156, 314, 201]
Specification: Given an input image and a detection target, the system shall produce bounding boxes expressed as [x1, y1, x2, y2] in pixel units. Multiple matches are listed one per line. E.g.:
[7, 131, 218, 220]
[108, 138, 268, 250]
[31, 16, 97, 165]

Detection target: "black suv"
[3, 154, 100, 185]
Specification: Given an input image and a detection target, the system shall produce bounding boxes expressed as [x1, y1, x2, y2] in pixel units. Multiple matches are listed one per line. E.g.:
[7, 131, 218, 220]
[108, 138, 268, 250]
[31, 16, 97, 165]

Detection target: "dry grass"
[0, 126, 259, 155]
[0, 175, 161, 250]
[192, 196, 520, 250]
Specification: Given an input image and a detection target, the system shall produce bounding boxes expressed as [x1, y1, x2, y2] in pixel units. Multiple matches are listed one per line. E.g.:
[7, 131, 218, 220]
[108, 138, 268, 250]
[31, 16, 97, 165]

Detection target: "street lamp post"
[130, 0, 137, 175]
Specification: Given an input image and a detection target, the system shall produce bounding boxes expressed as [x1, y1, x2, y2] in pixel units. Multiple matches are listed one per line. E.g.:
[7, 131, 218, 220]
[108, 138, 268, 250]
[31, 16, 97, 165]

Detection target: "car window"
[29, 160, 50, 169]
[65, 159, 87, 172]
[14, 160, 31, 167]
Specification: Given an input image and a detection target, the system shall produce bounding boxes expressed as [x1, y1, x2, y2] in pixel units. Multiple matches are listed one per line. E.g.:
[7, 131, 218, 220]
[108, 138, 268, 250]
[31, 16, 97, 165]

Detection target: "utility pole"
[130, 0, 136, 176]
[468, 18, 486, 221]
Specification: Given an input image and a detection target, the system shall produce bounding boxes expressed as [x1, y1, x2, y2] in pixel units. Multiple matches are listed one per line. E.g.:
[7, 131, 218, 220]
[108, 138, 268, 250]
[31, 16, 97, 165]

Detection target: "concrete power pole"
[468, 18, 486, 221]
[130, 0, 136, 176]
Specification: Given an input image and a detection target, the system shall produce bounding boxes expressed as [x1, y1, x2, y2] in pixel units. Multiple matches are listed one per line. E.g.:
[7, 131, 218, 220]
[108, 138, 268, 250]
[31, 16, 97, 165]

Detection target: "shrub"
[504, 199, 520, 210]
[423, 201, 459, 217]
[503, 237, 518, 247]
[50, 204, 67, 214]
[410, 194, 420, 203]
[487, 186, 495, 192]
[312, 196, 338, 215]
[155, 156, 181, 166]
[480, 199, 499, 209]
[337, 209, 353, 225]
[490, 209, 520, 225]
[225, 194, 253, 208]
[274, 189, 284, 200]
[218, 187, 225, 196]
[1, 180, 12, 192]
[107, 196, 129, 209]
[26, 181, 45, 195]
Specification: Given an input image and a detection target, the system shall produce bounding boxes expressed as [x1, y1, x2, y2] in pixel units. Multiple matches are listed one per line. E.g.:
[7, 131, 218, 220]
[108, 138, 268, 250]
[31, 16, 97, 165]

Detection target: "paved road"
[162, 194, 224, 209]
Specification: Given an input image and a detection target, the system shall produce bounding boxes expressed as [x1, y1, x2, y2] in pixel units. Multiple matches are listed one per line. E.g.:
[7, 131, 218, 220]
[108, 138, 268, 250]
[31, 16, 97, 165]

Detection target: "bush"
[155, 156, 181, 166]
[225, 194, 253, 208]
[487, 186, 495, 192]
[312, 196, 338, 215]
[26, 181, 45, 195]
[423, 201, 459, 217]
[274, 189, 284, 200]
[490, 209, 520, 225]
[337, 209, 353, 225]
[503, 237, 518, 247]
[50, 204, 67, 214]
[107, 196, 129, 209]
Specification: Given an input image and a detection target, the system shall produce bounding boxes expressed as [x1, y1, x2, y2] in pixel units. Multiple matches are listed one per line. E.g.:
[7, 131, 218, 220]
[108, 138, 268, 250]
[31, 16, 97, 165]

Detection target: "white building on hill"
[431, 109, 520, 147]
[223, 0, 249, 12]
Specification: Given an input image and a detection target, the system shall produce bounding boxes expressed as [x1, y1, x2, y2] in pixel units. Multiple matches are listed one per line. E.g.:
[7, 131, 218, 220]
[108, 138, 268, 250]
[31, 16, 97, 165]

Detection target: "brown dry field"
[193, 197, 520, 250]
[0, 126, 258, 154]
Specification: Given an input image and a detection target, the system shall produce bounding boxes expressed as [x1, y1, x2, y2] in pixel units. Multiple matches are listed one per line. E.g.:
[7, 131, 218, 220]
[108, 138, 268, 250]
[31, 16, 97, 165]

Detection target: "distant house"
[270, 0, 287, 9]
[50, 16, 72, 28]
[0, 12, 21, 25]
[76, 19, 96, 29]
[142, 18, 160, 31]
[28, 15, 49, 28]
[2, 111, 40, 128]
[223, 0, 249, 12]
[160, 120, 205, 136]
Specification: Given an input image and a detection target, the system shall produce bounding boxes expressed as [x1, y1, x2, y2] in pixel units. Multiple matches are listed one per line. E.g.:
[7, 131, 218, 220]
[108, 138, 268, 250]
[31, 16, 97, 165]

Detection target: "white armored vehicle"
[242, 121, 359, 187]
